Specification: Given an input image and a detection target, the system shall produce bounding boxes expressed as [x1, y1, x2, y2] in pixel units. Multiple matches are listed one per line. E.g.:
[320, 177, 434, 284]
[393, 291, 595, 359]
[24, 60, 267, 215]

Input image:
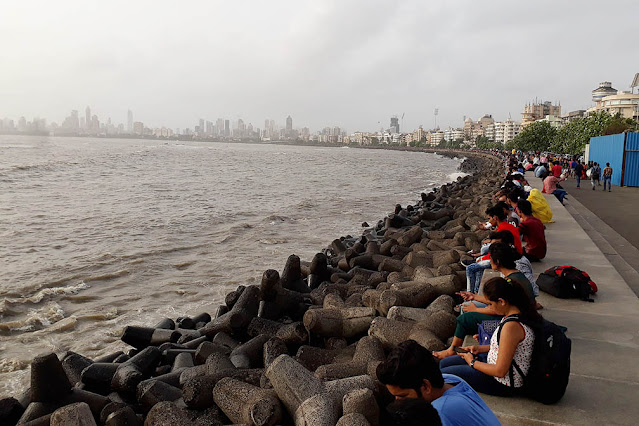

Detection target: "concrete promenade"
[480, 177, 639, 425]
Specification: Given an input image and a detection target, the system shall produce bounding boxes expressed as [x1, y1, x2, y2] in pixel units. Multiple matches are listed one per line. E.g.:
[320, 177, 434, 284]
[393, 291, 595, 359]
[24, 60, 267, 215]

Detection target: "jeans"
[576, 174, 581, 187]
[439, 354, 516, 396]
[552, 189, 567, 203]
[603, 176, 612, 191]
[466, 260, 491, 293]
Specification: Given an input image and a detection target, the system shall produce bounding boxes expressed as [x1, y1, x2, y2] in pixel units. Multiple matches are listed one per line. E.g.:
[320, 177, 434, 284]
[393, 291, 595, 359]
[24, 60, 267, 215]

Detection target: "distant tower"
[286, 116, 293, 131]
[224, 120, 230, 137]
[85, 106, 91, 130]
[127, 110, 133, 133]
[390, 116, 399, 133]
[592, 82, 617, 103]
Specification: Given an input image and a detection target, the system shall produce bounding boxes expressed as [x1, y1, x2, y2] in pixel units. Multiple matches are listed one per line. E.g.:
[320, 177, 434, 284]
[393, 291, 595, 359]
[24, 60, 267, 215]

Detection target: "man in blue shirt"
[377, 340, 500, 426]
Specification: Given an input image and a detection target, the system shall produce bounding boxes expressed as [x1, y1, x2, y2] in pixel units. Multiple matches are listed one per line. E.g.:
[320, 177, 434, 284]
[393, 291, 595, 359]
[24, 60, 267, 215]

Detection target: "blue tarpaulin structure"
[588, 132, 639, 187]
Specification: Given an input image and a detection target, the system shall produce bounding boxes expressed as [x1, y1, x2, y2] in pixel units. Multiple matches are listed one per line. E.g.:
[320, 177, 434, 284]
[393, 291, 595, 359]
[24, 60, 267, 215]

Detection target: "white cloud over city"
[1, 0, 638, 132]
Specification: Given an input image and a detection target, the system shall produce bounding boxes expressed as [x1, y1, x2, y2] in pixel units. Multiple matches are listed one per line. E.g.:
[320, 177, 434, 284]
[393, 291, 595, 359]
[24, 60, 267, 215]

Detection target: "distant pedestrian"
[542, 174, 567, 205]
[603, 163, 613, 192]
[551, 162, 562, 178]
[590, 162, 601, 190]
[574, 161, 583, 189]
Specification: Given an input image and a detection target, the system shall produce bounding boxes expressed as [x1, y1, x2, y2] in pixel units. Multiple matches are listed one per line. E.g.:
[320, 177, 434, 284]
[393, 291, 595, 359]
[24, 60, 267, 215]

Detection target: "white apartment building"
[427, 131, 445, 146]
[485, 119, 521, 144]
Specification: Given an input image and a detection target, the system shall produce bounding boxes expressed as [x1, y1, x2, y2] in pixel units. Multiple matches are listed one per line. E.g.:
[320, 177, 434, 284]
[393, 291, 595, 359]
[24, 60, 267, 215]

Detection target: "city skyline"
[1, 1, 638, 133]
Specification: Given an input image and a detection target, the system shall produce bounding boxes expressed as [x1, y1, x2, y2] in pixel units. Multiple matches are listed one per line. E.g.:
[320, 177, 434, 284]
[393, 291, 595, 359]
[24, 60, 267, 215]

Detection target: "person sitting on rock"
[378, 340, 500, 426]
[438, 276, 541, 396]
[516, 199, 546, 262]
[435, 243, 536, 360]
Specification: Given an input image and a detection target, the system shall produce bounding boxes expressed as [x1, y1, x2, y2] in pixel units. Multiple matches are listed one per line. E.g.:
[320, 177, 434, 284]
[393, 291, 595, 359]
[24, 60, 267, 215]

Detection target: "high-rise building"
[91, 115, 100, 132]
[133, 121, 144, 135]
[216, 118, 224, 136]
[206, 121, 214, 135]
[237, 118, 246, 137]
[521, 101, 561, 126]
[286, 116, 293, 131]
[224, 120, 230, 137]
[199, 119, 205, 135]
[127, 110, 133, 133]
[390, 116, 399, 133]
[85, 106, 91, 130]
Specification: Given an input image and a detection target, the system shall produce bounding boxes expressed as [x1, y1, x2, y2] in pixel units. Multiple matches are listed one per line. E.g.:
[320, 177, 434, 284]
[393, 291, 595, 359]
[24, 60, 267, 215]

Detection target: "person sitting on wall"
[435, 243, 536, 360]
[439, 277, 541, 396]
[516, 199, 546, 262]
[542, 173, 567, 205]
[534, 162, 547, 179]
[377, 340, 500, 426]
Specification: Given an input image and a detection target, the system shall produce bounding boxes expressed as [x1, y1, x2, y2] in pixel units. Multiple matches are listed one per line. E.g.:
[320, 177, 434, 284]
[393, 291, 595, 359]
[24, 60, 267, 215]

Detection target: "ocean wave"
[0, 159, 81, 175]
[297, 200, 317, 209]
[258, 238, 289, 245]
[0, 282, 89, 313]
[83, 269, 130, 282]
[0, 302, 65, 332]
[0, 358, 29, 373]
[264, 215, 293, 223]
[447, 172, 469, 181]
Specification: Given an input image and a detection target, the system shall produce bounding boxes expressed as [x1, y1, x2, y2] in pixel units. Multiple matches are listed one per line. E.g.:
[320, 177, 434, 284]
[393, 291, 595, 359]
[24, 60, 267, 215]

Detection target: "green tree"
[549, 111, 638, 154]
[475, 135, 492, 149]
[510, 121, 556, 152]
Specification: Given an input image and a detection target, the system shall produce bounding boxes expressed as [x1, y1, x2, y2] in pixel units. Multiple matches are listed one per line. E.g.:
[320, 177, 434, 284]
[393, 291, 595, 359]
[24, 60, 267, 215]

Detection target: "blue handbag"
[478, 320, 501, 345]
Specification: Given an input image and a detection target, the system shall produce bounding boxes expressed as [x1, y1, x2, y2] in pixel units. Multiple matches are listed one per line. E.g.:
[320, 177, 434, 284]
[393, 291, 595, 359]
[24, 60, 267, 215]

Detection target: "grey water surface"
[0, 135, 464, 396]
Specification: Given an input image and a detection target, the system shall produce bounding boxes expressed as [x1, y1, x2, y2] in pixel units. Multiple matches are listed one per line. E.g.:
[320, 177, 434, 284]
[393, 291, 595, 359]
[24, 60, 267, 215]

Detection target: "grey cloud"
[1, 0, 638, 132]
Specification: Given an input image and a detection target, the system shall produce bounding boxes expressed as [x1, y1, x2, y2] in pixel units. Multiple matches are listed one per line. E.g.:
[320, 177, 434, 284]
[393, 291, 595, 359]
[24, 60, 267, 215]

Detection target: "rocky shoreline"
[1, 150, 505, 426]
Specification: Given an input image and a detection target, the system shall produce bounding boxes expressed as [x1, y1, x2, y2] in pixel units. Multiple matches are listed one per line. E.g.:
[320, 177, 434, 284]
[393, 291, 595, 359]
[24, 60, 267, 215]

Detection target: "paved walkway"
[562, 176, 639, 250]
[480, 178, 639, 425]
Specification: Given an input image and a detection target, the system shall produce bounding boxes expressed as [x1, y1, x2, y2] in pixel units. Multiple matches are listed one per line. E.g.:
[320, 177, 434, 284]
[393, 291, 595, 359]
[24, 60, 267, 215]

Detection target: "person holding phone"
[438, 277, 542, 396]
[377, 340, 500, 425]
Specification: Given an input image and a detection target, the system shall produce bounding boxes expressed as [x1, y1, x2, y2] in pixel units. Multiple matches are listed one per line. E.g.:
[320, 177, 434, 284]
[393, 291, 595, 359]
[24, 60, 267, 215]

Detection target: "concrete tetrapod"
[265, 354, 375, 426]
[377, 283, 437, 315]
[111, 347, 161, 395]
[368, 316, 451, 351]
[387, 294, 455, 322]
[144, 401, 226, 426]
[50, 402, 96, 426]
[314, 336, 385, 380]
[335, 413, 371, 426]
[197, 285, 260, 338]
[212, 377, 282, 426]
[342, 388, 379, 426]
[258, 269, 309, 321]
[303, 307, 376, 339]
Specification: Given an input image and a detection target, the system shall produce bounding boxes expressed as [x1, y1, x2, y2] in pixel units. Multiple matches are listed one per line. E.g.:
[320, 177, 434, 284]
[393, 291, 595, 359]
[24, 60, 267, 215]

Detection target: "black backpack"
[537, 265, 597, 302]
[498, 315, 571, 404]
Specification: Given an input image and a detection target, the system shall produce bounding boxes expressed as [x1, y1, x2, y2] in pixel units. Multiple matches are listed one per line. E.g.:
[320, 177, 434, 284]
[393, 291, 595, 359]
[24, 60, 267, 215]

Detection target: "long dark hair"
[489, 242, 518, 269]
[483, 277, 541, 322]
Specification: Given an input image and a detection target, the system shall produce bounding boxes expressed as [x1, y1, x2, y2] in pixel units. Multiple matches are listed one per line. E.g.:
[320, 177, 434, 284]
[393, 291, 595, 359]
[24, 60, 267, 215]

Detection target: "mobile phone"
[453, 347, 469, 354]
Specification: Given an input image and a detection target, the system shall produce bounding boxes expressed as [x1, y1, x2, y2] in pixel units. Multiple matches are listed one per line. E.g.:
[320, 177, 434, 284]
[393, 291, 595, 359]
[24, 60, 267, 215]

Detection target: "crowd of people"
[527, 153, 615, 204]
[376, 151, 573, 425]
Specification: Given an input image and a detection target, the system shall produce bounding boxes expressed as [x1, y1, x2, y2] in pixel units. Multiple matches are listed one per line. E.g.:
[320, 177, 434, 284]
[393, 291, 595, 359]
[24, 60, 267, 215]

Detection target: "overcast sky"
[1, 0, 638, 132]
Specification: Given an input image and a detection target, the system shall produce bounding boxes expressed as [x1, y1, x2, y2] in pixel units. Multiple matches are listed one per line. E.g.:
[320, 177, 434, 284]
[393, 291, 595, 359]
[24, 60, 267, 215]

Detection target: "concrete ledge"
[479, 178, 639, 425]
